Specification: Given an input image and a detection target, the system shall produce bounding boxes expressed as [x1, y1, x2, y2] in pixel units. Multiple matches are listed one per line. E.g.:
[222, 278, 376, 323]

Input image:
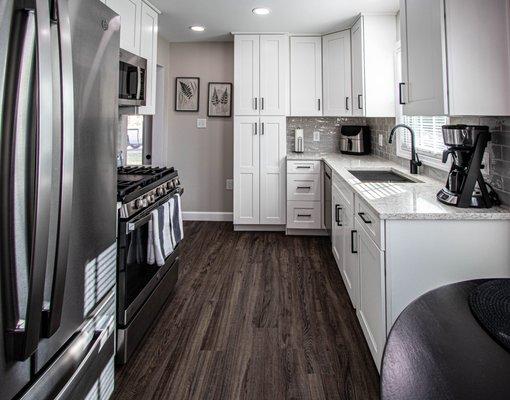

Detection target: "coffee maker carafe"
[437, 125, 499, 208]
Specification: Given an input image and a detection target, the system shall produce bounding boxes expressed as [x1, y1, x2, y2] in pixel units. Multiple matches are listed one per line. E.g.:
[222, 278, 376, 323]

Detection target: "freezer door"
[34, 0, 119, 372]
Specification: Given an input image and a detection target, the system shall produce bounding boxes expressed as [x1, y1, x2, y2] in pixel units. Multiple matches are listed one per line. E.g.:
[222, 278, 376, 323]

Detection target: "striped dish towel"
[147, 193, 184, 266]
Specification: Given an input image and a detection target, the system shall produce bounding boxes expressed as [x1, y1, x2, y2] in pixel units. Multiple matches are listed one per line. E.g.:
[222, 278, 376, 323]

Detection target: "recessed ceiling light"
[252, 7, 271, 15]
[190, 25, 205, 32]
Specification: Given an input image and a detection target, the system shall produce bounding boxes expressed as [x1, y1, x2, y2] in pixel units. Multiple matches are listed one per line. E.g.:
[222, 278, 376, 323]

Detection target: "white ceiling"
[150, 0, 399, 42]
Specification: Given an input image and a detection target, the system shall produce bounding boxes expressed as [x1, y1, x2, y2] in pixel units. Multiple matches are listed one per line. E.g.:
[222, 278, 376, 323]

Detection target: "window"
[126, 115, 144, 165]
[396, 115, 449, 169]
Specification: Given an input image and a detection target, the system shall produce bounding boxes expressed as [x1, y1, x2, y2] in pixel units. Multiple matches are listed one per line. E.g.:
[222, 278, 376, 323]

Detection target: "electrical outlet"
[226, 179, 233, 190]
[313, 131, 320, 142]
[379, 134, 383, 147]
[197, 118, 207, 129]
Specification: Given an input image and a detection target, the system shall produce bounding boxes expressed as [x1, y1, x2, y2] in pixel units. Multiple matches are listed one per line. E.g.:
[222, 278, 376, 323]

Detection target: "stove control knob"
[147, 195, 155, 203]
[156, 187, 165, 196]
[174, 178, 180, 186]
[166, 181, 174, 190]
[134, 199, 144, 209]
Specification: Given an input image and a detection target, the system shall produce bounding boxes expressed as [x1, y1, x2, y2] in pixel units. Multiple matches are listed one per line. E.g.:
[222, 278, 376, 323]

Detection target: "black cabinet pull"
[345, 97, 349, 111]
[296, 166, 311, 169]
[297, 214, 312, 218]
[351, 230, 358, 254]
[318, 98, 321, 111]
[335, 205, 342, 226]
[358, 212, 372, 224]
[358, 94, 363, 110]
[297, 186, 311, 189]
[399, 82, 406, 105]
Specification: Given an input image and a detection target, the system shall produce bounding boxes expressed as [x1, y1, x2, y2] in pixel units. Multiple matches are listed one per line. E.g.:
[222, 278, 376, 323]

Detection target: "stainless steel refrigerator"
[0, 0, 119, 399]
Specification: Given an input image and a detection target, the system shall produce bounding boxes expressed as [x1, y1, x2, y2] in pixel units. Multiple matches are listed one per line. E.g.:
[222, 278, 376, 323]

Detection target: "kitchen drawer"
[287, 160, 321, 174]
[287, 201, 321, 229]
[355, 195, 383, 250]
[287, 174, 321, 201]
[333, 174, 355, 210]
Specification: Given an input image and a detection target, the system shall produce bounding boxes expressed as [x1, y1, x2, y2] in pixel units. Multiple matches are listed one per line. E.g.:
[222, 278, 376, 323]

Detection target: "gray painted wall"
[156, 40, 234, 213]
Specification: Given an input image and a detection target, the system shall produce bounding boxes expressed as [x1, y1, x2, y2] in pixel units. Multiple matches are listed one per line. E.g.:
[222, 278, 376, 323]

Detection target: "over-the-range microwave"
[119, 49, 147, 107]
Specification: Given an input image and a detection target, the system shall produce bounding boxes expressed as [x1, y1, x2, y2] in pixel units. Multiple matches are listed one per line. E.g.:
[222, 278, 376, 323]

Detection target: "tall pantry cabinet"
[234, 35, 288, 229]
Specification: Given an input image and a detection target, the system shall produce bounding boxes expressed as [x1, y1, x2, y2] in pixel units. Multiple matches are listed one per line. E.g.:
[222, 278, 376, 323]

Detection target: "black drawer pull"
[358, 212, 372, 224]
[296, 166, 311, 169]
[351, 230, 358, 254]
[297, 214, 312, 218]
[297, 186, 311, 189]
[335, 205, 342, 226]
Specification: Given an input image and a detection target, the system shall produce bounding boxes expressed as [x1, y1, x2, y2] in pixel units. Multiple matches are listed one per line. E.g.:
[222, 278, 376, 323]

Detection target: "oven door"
[118, 49, 146, 107]
[117, 209, 178, 326]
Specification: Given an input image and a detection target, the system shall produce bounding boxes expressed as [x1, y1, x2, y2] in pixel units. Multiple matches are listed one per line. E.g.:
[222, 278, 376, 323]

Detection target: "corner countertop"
[287, 152, 510, 220]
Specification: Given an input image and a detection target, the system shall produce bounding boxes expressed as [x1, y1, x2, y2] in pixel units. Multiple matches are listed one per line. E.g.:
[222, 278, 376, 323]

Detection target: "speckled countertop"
[287, 152, 510, 220]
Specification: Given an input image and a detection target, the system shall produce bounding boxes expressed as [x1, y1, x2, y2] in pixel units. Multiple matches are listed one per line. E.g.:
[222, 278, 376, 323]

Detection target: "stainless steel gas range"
[116, 166, 183, 364]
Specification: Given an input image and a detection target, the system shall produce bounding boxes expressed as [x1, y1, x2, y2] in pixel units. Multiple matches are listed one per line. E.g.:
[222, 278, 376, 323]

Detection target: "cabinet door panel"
[260, 35, 288, 116]
[331, 187, 343, 268]
[400, 0, 447, 116]
[234, 117, 260, 224]
[342, 207, 358, 308]
[351, 18, 364, 117]
[105, 0, 141, 54]
[260, 117, 286, 224]
[323, 31, 352, 116]
[234, 36, 260, 116]
[290, 37, 322, 116]
[356, 222, 386, 370]
[138, 3, 158, 115]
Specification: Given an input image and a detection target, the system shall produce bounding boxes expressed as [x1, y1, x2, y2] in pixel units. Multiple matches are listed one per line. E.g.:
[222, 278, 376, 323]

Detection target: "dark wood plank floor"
[113, 221, 379, 400]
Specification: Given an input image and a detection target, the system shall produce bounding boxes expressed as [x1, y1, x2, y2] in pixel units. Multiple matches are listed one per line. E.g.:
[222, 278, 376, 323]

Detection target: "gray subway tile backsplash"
[287, 115, 510, 205]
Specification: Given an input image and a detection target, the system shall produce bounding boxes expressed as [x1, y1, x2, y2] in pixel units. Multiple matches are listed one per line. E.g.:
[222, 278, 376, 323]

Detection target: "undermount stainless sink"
[348, 170, 419, 183]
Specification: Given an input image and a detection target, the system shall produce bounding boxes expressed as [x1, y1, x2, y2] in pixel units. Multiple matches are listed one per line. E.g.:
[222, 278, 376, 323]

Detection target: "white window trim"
[395, 118, 452, 172]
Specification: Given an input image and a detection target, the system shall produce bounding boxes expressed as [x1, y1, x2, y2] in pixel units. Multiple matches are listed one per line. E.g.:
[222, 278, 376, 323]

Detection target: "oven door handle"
[127, 213, 152, 233]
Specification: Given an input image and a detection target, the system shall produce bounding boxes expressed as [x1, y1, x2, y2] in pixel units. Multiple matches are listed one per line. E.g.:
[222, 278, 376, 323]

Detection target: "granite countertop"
[287, 152, 510, 220]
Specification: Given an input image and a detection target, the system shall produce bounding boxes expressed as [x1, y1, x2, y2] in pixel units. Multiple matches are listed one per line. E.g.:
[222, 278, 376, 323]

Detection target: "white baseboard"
[182, 211, 233, 222]
[234, 225, 286, 232]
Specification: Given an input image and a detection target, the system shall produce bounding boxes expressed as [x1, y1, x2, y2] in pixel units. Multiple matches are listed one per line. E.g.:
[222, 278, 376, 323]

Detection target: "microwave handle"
[136, 66, 142, 100]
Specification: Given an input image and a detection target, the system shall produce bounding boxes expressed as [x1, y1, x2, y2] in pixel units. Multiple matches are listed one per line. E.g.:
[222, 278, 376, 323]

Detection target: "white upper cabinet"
[104, 0, 142, 55]
[399, 0, 447, 116]
[290, 36, 322, 116]
[234, 35, 288, 116]
[322, 31, 352, 117]
[259, 36, 288, 116]
[138, 2, 159, 115]
[351, 20, 364, 117]
[351, 15, 397, 117]
[234, 35, 260, 116]
[400, 0, 510, 116]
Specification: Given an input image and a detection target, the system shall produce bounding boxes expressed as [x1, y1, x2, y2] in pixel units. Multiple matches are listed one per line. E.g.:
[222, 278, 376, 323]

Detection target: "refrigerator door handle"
[41, 0, 75, 338]
[1, 0, 54, 361]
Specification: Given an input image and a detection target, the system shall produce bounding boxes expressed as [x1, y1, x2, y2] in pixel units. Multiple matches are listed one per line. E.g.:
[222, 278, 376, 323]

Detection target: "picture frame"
[175, 77, 200, 112]
[207, 82, 233, 117]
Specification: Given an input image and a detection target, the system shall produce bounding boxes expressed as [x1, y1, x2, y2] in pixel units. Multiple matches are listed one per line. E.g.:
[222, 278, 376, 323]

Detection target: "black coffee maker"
[437, 125, 499, 208]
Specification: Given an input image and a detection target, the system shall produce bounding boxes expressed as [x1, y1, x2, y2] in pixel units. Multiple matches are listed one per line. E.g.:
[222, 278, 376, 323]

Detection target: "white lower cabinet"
[332, 183, 358, 308]
[234, 116, 286, 227]
[341, 203, 358, 309]
[286, 160, 323, 232]
[355, 219, 386, 370]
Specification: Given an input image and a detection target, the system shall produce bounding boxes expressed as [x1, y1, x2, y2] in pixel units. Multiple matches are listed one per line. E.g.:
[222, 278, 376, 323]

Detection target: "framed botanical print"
[175, 77, 200, 112]
[207, 82, 232, 117]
